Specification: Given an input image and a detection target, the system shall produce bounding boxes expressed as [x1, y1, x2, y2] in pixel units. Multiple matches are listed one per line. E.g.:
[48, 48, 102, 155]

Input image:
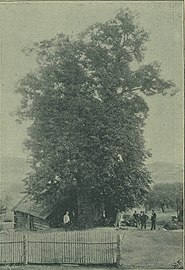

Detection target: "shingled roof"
[13, 195, 59, 219]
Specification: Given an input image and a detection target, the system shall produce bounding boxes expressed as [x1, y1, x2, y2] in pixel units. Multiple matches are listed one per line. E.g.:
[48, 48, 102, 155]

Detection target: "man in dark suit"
[140, 211, 148, 229]
[151, 209, 157, 230]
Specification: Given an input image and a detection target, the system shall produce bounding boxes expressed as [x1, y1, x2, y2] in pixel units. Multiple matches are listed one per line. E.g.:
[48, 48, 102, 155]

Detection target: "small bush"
[173, 259, 183, 269]
[164, 221, 183, 230]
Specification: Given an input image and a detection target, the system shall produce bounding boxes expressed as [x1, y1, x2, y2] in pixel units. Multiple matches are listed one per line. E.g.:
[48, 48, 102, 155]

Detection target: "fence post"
[23, 235, 28, 265]
[116, 234, 121, 267]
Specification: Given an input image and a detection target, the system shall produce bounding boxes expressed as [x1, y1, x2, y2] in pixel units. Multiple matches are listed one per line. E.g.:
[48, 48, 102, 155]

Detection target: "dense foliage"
[16, 9, 176, 223]
[0, 194, 12, 215]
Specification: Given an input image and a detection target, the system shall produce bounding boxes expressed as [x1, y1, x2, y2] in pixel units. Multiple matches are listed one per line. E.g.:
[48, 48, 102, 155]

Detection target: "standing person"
[151, 210, 157, 230]
[143, 212, 149, 229]
[140, 211, 144, 229]
[138, 211, 142, 227]
[70, 211, 76, 228]
[140, 211, 148, 229]
[81, 210, 86, 229]
[63, 211, 70, 231]
[101, 210, 106, 227]
[133, 210, 138, 227]
[114, 209, 122, 229]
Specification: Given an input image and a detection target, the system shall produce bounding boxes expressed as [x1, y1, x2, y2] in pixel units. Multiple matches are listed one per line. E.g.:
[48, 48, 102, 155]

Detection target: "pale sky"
[0, 1, 183, 165]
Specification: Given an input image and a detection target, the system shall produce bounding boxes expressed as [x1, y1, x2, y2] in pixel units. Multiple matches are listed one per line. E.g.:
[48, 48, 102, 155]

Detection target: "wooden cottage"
[13, 195, 69, 230]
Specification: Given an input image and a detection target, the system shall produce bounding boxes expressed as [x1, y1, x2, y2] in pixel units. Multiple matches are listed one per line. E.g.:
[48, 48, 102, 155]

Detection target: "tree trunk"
[76, 193, 103, 228]
[144, 203, 148, 213]
[161, 204, 165, 212]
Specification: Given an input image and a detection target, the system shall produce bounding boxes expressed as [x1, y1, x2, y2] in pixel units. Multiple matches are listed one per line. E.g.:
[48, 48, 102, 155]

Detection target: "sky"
[0, 1, 184, 165]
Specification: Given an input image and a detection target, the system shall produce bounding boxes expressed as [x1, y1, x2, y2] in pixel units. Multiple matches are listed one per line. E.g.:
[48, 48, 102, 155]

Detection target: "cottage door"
[30, 215, 34, 230]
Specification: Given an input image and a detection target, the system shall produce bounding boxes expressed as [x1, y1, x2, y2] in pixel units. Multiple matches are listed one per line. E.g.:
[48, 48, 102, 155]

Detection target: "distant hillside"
[147, 161, 183, 184]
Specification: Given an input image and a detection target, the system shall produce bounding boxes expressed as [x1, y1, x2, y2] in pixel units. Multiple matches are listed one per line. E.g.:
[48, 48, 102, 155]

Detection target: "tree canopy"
[16, 9, 177, 224]
[145, 182, 183, 213]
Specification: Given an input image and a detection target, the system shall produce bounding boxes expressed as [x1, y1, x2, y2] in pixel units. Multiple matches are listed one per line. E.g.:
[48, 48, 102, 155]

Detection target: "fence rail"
[0, 231, 121, 266]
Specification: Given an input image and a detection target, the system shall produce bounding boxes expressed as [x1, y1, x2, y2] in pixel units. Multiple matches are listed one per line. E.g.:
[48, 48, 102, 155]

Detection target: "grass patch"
[121, 229, 183, 269]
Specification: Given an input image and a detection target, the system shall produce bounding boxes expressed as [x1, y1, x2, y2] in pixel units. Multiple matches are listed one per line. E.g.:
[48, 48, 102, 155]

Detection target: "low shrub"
[164, 221, 183, 230]
[173, 259, 183, 269]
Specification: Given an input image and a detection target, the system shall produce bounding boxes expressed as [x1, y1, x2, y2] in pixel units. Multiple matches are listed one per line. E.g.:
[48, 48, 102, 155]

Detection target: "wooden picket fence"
[0, 233, 25, 264]
[0, 230, 121, 266]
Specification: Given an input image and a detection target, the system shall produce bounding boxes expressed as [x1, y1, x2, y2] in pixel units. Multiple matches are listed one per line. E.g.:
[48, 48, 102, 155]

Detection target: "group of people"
[133, 209, 157, 230]
[114, 209, 157, 230]
[63, 209, 157, 231]
[133, 210, 148, 229]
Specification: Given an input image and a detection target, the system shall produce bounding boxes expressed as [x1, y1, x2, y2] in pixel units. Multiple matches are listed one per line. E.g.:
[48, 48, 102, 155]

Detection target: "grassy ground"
[121, 229, 183, 269]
